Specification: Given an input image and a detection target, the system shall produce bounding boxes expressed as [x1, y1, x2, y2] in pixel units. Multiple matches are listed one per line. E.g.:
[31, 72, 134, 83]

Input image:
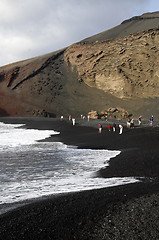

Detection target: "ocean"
[0, 121, 138, 215]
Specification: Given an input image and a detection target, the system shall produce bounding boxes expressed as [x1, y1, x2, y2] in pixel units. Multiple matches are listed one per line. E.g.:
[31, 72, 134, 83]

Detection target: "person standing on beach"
[126, 120, 131, 128]
[72, 118, 76, 125]
[98, 124, 102, 133]
[107, 125, 112, 131]
[138, 115, 142, 126]
[149, 115, 154, 126]
[130, 119, 134, 128]
[119, 124, 123, 134]
[112, 123, 116, 132]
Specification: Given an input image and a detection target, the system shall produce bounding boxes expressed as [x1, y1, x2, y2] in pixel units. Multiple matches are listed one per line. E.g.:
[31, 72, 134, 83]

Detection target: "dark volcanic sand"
[0, 117, 159, 240]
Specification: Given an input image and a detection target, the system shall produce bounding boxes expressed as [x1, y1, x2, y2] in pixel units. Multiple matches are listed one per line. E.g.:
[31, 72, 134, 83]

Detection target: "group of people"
[61, 114, 155, 132]
[126, 118, 135, 128]
[98, 123, 123, 134]
[97, 114, 155, 135]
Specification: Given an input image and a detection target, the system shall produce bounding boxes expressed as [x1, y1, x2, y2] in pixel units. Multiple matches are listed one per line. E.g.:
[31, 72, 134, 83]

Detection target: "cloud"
[0, 0, 158, 66]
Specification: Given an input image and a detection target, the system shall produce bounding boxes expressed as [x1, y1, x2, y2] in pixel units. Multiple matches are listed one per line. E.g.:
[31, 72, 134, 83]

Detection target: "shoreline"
[0, 117, 159, 239]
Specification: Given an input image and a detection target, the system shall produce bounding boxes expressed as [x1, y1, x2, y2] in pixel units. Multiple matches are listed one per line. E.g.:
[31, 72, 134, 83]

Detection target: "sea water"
[0, 121, 138, 215]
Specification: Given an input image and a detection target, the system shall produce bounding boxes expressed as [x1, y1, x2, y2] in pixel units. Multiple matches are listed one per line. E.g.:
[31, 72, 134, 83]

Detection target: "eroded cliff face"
[0, 50, 68, 116]
[64, 29, 159, 99]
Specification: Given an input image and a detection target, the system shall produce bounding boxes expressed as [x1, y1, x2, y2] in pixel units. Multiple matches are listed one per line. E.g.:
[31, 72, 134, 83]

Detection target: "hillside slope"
[0, 12, 159, 118]
[83, 11, 159, 42]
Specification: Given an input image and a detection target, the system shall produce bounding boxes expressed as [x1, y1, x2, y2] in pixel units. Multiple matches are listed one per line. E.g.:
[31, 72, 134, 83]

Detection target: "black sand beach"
[0, 117, 159, 240]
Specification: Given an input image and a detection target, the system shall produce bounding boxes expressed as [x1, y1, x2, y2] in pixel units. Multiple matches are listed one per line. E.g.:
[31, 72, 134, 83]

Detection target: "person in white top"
[72, 118, 76, 125]
[119, 124, 123, 134]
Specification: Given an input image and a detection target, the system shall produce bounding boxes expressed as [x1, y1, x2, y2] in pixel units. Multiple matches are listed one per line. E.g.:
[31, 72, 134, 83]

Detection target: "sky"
[0, 0, 159, 67]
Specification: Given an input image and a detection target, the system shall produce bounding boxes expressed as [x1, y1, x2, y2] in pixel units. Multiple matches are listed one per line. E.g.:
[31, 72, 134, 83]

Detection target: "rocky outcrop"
[88, 108, 129, 120]
[88, 110, 98, 119]
[64, 29, 159, 99]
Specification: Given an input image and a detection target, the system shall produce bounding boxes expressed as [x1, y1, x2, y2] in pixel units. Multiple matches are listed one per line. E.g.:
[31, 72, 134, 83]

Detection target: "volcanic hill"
[1, 11, 159, 118]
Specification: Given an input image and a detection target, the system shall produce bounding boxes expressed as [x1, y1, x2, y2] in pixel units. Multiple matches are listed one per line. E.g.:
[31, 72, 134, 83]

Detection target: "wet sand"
[0, 117, 159, 239]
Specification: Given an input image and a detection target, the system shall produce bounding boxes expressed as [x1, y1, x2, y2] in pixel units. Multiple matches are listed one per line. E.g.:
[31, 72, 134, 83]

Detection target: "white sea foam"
[0, 121, 139, 212]
[0, 122, 59, 149]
